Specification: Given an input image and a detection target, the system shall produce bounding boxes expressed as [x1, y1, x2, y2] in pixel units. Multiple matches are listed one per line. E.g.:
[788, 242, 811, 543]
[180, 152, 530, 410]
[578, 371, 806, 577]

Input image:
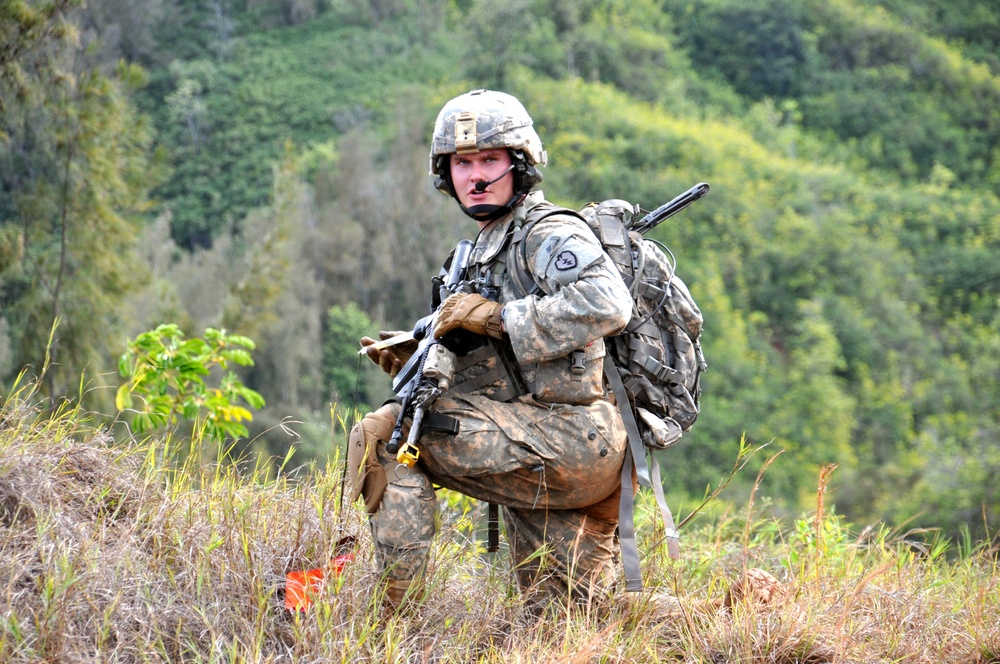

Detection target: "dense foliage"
[2, 0, 999, 543]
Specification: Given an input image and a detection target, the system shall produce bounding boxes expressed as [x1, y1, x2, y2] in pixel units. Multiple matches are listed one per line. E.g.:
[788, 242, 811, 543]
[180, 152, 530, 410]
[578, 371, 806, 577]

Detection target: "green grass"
[1, 383, 997, 662]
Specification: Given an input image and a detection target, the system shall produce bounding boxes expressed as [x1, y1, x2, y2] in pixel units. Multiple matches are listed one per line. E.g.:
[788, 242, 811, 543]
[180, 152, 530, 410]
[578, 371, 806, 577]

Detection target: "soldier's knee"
[347, 403, 399, 513]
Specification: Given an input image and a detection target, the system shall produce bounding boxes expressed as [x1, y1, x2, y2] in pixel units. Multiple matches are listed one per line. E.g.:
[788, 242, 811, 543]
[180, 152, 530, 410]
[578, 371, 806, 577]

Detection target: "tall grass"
[1, 382, 997, 662]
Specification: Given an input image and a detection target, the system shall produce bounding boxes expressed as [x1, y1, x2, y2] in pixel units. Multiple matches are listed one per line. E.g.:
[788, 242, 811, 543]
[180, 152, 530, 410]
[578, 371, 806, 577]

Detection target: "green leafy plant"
[116, 324, 265, 442]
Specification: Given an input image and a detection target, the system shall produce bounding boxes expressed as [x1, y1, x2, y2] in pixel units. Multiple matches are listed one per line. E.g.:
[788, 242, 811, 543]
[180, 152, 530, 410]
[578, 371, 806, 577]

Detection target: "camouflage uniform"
[349, 90, 632, 608]
[351, 192, 632, 606]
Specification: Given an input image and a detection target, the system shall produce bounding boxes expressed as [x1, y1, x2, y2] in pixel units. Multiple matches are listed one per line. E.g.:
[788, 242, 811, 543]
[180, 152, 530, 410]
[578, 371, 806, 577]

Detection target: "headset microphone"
[474, 165, 515, 192]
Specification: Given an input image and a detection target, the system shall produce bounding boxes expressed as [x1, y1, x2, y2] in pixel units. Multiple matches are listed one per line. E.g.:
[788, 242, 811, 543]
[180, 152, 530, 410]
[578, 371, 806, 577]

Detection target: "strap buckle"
[570, 349, 586, 379]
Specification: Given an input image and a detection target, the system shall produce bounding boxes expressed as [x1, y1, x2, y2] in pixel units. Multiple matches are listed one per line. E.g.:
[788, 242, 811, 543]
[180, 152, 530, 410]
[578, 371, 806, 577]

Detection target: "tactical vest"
[445, 199, 607, 406]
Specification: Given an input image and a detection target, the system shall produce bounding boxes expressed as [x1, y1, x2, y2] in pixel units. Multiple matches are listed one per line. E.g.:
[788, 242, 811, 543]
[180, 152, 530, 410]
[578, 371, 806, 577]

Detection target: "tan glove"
[433, 292, 505, 340]
[360, 330, 418, 377]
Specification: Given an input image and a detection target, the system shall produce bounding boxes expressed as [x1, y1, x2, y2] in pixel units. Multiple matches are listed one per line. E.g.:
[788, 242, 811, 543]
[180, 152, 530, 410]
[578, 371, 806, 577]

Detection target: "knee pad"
[347, 404, 397, 513]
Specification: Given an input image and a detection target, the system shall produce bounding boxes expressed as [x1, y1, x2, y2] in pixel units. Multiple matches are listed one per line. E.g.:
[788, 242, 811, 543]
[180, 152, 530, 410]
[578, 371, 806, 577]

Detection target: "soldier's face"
[449, 149, 515, 214]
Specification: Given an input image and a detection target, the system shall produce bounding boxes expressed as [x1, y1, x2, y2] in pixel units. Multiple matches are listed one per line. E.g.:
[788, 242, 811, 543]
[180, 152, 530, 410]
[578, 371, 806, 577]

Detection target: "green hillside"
[2, 0, 1000, 544]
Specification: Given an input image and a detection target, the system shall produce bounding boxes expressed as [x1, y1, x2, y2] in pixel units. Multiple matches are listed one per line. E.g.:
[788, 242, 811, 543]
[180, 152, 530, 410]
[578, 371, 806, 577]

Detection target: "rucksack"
[578, 197, 707, 437]
[508, 183, 710, 590]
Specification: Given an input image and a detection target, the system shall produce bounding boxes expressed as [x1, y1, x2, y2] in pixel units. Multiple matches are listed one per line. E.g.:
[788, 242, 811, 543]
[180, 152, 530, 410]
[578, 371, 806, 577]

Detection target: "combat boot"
[382, 576, 426, 614]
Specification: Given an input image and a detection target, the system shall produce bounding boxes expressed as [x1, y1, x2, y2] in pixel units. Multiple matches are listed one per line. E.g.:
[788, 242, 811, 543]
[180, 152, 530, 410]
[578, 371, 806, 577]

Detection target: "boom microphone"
[474, 165, 515, 192]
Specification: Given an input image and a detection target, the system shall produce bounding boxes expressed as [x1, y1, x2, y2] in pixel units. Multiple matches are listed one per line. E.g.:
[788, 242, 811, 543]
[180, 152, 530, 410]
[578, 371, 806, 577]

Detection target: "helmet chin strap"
[439, 151, 534, 222]
[456, 162, 527, 221]
[459, 192, 526, 222]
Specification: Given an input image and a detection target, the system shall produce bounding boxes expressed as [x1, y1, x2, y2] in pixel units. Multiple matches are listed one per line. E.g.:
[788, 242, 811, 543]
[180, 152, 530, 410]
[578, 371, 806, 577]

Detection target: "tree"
[680, 0, 812, 101]
[1, 2, 164, 404]
[73, 0, 166, 67]
[116, 324, 264, 443]
[323, 302, 388, 414]
[2, 63, 163, 400]
[0, 0, 81, 115]
[461, 0, 563, 89]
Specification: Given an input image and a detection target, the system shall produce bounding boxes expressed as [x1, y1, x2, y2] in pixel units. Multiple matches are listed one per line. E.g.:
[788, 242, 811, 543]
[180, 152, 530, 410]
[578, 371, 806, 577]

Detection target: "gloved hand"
[433, 292, 505, 340]
[359, 330, 418, 377]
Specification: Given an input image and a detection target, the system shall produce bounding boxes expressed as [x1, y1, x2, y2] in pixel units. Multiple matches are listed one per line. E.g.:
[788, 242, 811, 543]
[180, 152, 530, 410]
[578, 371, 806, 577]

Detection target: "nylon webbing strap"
[509, 224, 542, 297]
[422, 412, 460, 436]
[604, 355, 651, 487]
[605, 355, 681, 590]
[487, 502, 500, 552]
[650, 452, 681, 559]
[449, 364, 509, 393]
[618, 447, 642, 591]
[605, 354, 650, 592]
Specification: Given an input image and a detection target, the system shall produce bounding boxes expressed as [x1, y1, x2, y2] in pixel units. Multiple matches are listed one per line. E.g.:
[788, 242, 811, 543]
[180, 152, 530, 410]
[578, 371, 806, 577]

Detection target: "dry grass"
[1, 387, 998, 663]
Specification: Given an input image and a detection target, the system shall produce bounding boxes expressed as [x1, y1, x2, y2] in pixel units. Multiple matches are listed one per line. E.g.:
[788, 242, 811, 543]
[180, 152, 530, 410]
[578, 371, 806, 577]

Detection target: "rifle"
[384, 238, 475, 468]
[289, 241, 474, 612]
[629, 182, 709, 235]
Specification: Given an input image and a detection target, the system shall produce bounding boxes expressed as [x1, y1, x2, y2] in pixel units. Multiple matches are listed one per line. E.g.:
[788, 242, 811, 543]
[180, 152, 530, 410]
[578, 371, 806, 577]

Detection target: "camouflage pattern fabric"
[366, 393, 627, 604]
[366, 402, 438, 587]
[430, 90, 546, 176]
[473, 192, 631, 363]
[356, 190, 633, 607]
[504, 494, 621, 607]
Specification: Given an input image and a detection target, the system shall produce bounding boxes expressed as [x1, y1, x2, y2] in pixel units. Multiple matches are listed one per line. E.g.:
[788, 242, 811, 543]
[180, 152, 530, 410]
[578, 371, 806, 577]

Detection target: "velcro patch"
[555, 251, 578, 271]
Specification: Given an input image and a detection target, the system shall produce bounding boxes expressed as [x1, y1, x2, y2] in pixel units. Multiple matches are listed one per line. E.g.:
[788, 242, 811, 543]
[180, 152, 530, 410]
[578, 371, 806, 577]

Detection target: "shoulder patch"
[554, 251, 578, 271]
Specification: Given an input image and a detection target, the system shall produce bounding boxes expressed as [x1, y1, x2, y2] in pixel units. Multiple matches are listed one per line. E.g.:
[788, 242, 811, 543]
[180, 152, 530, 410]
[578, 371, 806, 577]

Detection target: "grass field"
[1, 384, 998, 663]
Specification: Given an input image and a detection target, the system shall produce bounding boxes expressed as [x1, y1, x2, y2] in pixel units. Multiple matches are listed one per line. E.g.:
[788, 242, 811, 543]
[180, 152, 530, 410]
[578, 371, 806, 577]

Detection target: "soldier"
[348, 89, 632, 611]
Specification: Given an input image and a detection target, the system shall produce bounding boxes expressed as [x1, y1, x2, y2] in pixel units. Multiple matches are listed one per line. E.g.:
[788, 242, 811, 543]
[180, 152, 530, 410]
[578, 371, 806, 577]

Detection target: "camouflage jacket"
[450, 191, 632, 404]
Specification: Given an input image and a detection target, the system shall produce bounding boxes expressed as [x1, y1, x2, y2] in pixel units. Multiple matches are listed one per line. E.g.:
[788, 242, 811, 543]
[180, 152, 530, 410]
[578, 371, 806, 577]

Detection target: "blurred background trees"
[2, 0, 999, 541]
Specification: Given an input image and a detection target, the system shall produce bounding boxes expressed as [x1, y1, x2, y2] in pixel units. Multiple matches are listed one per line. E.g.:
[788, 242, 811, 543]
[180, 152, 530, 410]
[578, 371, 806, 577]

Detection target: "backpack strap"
[604, 355, 680, 592]
[507, 222, 543, 298]
[507, 203, 586, 299]
[650, 451, 681, 560]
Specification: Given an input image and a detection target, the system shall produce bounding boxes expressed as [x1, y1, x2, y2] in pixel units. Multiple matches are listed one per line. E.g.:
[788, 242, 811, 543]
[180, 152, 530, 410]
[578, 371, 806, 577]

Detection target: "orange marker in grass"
[284, 536, 356, 612]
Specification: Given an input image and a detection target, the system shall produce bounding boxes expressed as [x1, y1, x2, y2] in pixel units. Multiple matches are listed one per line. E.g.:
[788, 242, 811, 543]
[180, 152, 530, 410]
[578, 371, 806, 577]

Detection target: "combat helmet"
[430, 89, 547, 220]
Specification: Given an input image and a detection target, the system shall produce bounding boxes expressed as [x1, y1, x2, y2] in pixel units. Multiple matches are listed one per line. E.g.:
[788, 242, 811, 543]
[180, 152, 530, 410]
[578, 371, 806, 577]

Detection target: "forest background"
[3, 0, 1000, 545]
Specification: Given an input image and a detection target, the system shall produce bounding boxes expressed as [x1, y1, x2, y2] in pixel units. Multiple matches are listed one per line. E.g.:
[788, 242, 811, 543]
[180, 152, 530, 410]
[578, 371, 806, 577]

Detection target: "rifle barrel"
[632, 182, 710, 235]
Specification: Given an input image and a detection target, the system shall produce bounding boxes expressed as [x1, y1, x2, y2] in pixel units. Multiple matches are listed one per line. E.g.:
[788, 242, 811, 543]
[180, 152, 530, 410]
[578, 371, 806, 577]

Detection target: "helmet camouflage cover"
[430, 89, 547, 194]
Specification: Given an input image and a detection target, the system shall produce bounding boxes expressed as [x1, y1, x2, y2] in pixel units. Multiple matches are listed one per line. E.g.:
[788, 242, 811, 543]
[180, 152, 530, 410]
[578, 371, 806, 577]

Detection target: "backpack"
[508, 184, 709, 590]
[577, 197, 707, 438]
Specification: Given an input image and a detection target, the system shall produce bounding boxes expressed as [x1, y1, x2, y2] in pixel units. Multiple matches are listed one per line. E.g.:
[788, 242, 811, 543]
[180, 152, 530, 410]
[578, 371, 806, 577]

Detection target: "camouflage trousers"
[353, 392, 628, 606]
